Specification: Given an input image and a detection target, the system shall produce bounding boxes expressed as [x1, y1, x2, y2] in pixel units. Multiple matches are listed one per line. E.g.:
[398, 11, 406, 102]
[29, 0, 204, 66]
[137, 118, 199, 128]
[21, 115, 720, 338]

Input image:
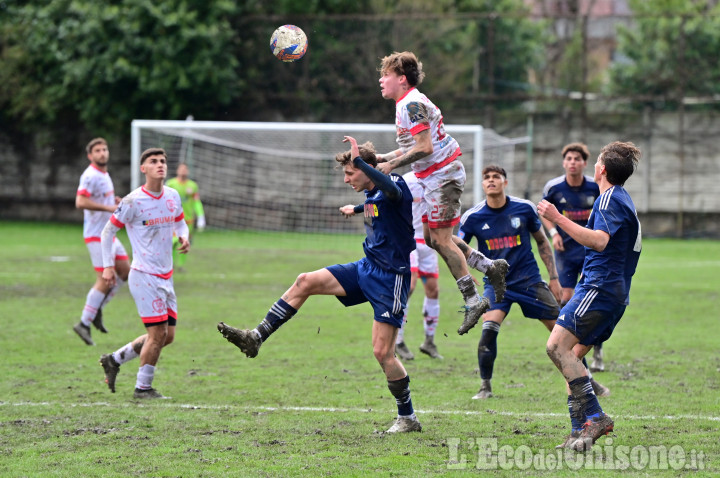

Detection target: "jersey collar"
[395, 87, 416, 104]
[141, 186, 164, 199]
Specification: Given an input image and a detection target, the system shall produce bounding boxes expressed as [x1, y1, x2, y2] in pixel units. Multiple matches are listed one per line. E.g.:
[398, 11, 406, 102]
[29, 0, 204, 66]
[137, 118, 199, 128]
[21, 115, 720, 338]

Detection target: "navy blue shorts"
[556, 286, 626, 346]
[326, 257, 410, 328]
[555, 243, 585, 289]
[484, 281, 559, 320]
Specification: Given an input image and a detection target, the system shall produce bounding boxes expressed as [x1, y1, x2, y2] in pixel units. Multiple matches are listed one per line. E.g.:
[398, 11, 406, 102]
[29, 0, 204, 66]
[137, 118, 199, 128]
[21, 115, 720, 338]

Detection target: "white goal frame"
[130, 120, 529, 233]
[131, 120, 490, 204]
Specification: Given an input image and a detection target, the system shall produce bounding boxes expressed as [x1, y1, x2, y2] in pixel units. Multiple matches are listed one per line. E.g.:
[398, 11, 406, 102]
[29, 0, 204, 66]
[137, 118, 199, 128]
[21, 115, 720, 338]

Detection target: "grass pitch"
[0, 221, 718, 476]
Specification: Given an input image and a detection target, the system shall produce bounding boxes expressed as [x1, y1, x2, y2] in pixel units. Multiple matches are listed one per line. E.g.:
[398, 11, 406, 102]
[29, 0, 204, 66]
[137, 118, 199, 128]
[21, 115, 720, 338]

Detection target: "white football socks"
[80, 288, 106, 327]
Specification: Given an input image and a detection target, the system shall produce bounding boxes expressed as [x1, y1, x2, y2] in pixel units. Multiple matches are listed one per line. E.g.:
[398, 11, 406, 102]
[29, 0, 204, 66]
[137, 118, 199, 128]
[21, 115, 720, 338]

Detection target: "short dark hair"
[334, 141, 378, 168]
[482, 164, 507, 178]
[599, 141, 640, 186]
[561, 142, 590, 161]
[86, 138, 107, 155]
[140, 147, 167, 164]
[379, 51, 425, 87]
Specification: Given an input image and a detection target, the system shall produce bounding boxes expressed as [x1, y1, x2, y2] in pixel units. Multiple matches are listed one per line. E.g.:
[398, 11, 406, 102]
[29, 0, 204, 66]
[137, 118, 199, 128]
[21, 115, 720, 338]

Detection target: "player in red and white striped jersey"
[72, 138, 130, 346]
[376, 51, 508, 337]
[97, 148, 189, 400]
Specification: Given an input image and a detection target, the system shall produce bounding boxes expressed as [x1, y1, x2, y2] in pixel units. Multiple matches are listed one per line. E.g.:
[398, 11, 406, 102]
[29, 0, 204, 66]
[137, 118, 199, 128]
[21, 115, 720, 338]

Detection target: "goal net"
[130, 120, 527, 235]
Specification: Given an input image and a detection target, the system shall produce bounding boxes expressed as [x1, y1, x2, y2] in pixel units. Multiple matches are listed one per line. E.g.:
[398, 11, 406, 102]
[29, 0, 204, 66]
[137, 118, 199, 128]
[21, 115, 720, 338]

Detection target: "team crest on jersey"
[152, 298, 165, 313]
[166, 199, 176, 212]
[510, 217, 521, 229]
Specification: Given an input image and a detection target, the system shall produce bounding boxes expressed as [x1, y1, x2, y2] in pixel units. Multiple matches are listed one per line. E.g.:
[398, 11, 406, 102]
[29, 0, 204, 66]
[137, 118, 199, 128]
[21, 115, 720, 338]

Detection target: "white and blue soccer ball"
[270, 25, 308, 62]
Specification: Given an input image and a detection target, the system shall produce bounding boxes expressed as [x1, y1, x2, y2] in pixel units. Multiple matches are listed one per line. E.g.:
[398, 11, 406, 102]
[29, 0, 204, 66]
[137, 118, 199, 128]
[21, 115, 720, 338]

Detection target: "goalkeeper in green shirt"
[166, 163, 206, 269]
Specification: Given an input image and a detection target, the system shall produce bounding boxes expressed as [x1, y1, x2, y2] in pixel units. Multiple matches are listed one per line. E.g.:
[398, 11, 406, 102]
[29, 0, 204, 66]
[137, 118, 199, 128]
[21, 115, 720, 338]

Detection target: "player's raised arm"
[343, 136, 402, 202]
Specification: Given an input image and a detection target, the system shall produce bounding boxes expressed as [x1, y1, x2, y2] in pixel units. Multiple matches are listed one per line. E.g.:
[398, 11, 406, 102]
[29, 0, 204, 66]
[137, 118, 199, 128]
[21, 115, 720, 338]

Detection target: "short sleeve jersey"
[402, 171, 425, 240]
[109, 186, 185, 277]
[458, 196, 543, 290]
[395, 88, 462, 178]
[542, 175, 599, 252]
[77, 165, 116, 240]
[166, 178, 199, 222]
[579, 186, 642, 304]
[361, 173, 416, 274]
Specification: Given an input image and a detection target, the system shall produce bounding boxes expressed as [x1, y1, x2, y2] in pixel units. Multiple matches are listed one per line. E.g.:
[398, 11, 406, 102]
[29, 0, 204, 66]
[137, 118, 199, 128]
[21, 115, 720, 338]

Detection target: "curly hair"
[379, 51, 425, 87]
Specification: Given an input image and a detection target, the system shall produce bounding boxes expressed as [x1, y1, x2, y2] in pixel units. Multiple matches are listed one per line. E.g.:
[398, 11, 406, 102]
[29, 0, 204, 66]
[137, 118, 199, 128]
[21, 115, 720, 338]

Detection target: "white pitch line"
[1, 401, 718, 422]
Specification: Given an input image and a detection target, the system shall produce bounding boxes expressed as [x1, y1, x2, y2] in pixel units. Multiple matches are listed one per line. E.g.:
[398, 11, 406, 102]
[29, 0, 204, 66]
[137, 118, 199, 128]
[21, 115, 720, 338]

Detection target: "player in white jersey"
[97, 148, 190, 400]
[376, 51, 507, 337]
[73, 138, 130, 346]
[395, 172, 443, 360]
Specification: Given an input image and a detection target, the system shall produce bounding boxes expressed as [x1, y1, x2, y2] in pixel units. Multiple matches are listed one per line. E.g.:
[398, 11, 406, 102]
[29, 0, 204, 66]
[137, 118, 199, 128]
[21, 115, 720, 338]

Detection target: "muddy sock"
[568, 394, 585, 433]
[568, 376, 603, 419]
[387, 375, 414, 417]
[466, 249, 492, 273]
[113, 342, 139, 365]
[456, 274, 480, 306]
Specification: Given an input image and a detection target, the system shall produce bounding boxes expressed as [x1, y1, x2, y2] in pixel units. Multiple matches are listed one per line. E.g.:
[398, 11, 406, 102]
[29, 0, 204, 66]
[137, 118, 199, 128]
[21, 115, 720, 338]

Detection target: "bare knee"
[294, 272, 312, 294]
[164, 331, 175, 346]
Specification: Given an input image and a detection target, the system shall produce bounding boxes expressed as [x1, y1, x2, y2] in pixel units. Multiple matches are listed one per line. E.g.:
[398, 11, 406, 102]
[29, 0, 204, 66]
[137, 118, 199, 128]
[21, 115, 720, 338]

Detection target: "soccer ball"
[270, 25, 308, 62]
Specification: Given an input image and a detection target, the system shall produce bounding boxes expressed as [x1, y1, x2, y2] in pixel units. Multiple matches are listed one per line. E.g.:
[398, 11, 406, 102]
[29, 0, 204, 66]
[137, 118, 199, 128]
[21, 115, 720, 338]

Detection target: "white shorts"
[410, 241, 439, 278]
[86, 239, 129, 272]
[128, 269, 177, 325]
[417, 160, 466, 229]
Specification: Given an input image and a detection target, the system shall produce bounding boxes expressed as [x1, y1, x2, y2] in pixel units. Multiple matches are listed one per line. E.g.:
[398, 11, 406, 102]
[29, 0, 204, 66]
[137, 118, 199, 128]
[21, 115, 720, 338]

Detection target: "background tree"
[609, 0, 720, 103]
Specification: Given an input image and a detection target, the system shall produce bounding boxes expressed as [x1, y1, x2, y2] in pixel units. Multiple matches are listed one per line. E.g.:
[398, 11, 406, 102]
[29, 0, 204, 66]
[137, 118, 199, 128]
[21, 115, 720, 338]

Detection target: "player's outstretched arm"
[339, 204, 363, 217]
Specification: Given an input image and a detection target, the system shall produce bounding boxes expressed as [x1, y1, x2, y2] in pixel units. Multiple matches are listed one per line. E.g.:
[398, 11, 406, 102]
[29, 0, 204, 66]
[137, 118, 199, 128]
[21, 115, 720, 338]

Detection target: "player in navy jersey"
[541, 143, 606, 372]
[217, 136, 422, 434]
[538, 141, 642, 452]
[456, 165, 562, 399]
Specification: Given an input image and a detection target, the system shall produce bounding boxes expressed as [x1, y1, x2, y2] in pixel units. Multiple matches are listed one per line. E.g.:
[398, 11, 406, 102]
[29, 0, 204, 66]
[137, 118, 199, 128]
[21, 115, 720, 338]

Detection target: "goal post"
[130, 120, 526, 234]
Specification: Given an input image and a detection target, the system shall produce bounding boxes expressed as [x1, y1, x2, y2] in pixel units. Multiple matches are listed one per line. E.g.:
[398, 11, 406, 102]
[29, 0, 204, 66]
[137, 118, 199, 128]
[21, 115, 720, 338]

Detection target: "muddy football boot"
[419, 335, 443, 359]
[395, 342, 415, 361]
[472, 379, 493, 399]
[457, 297, 490, 335]
[590, 378, 611, 397]
[92, 308, 108, 334]
[555, 430, 582, 449]
[217, 322, 262, 358]
[385, 416, 422, 433]
[99, 353, 120, 393]
[571, 414, 614, 452]
[133, 388, 171, 400]
[73, 322, 95, 346]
